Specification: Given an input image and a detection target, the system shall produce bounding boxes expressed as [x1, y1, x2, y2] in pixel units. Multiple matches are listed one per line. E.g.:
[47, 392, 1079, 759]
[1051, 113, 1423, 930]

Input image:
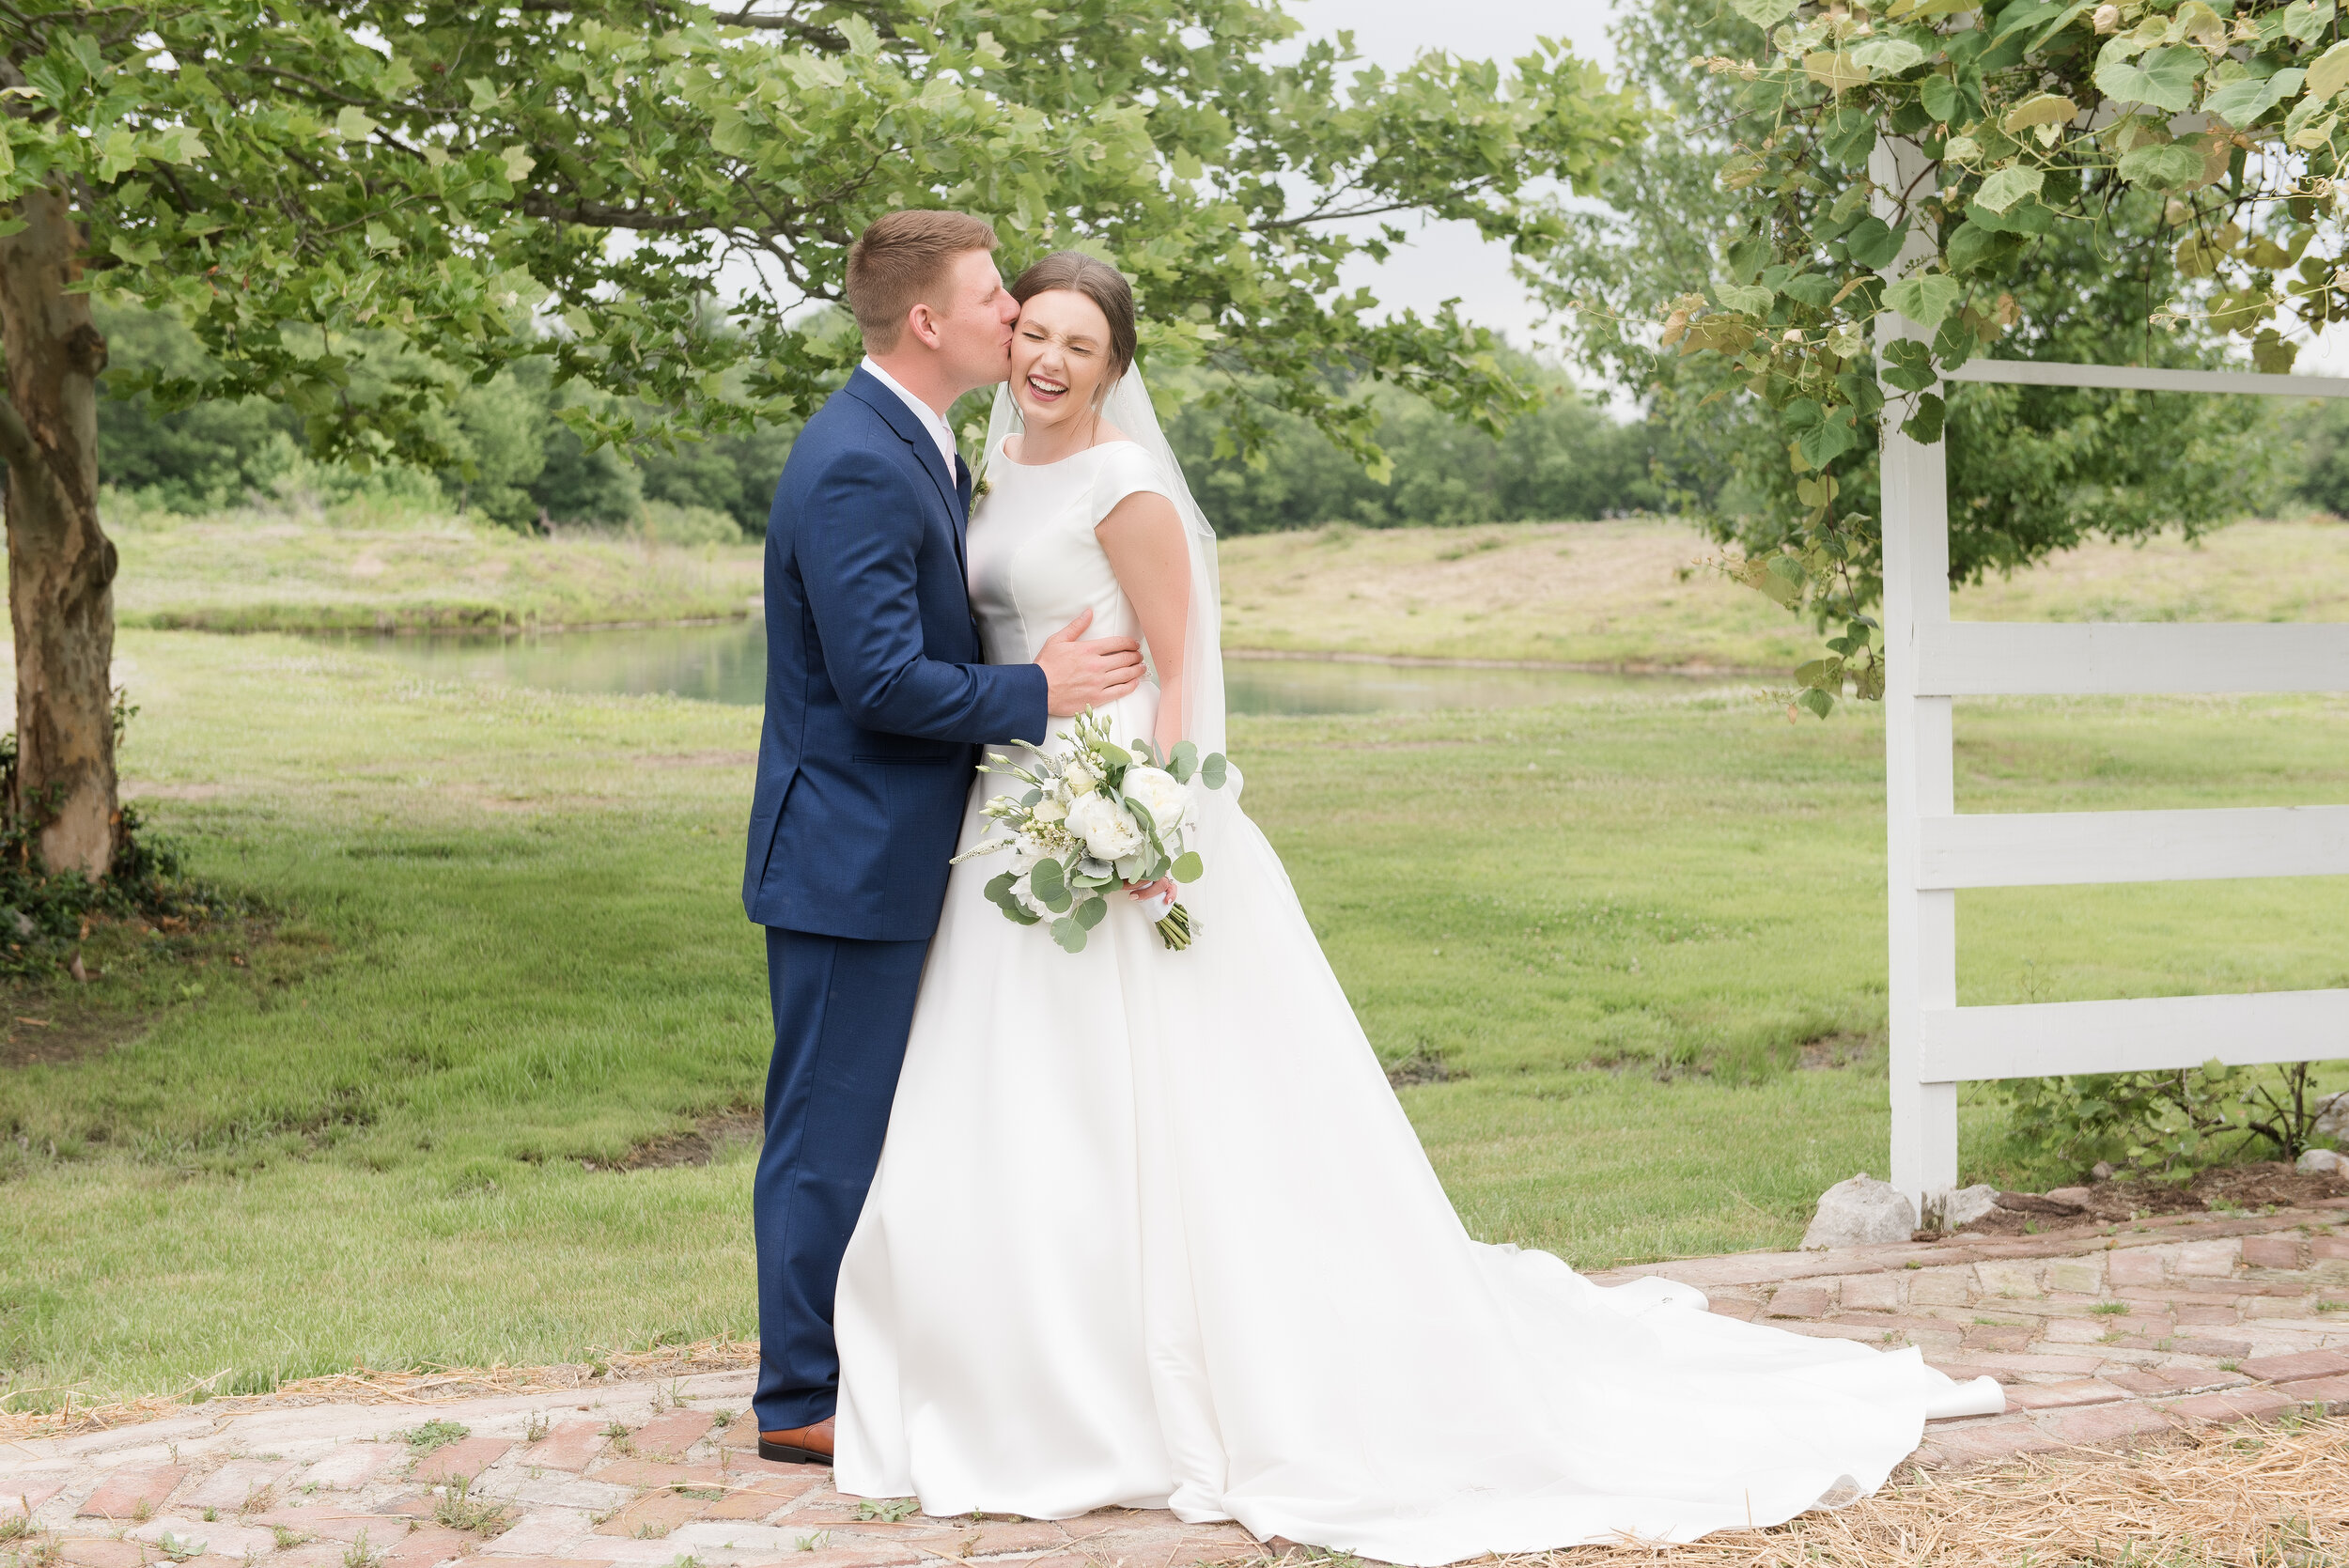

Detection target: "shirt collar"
[859, 356, 958, 476]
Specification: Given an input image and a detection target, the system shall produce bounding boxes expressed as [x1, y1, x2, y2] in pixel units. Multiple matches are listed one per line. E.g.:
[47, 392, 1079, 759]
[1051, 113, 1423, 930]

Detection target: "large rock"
[2315, 1092, 2349, 1143]
[1940, 1184, 1999, 1230]
[1801, 1172, 1918, 1250]
[2297, 1146, 2345, 1177]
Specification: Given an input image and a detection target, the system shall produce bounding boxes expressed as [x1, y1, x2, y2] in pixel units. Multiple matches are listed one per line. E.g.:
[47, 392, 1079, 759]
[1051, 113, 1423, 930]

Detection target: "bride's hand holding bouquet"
[953, 708, 1228, 953]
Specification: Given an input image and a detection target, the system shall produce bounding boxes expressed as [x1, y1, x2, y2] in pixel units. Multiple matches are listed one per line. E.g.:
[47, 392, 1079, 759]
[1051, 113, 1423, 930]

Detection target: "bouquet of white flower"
[953, 709, 1230, 953]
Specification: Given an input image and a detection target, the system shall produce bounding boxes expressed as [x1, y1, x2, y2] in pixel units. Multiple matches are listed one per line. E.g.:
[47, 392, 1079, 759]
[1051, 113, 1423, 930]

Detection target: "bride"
[830, 251, 2001, 1562]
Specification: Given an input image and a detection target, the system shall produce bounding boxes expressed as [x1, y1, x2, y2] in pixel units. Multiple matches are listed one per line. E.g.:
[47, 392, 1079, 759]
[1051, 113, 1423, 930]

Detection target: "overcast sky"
[1283, 0, 1626, 353]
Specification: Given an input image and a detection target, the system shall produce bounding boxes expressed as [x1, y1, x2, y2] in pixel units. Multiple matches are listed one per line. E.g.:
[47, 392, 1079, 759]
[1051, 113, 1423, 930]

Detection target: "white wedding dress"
[832, 381, 2000, 1564]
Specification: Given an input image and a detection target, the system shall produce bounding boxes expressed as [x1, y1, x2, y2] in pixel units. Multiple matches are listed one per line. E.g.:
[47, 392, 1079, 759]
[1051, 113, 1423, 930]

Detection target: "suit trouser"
[753, 924, 930, 1432]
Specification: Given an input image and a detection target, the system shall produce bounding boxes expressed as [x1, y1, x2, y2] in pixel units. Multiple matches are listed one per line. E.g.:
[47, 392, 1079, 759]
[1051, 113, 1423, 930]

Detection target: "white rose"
[1030, 795, 1066, 824]
[1063, 761, 1098, 797]
[1120, 766, 1191, 835]
[1065, 790, 1143, 862]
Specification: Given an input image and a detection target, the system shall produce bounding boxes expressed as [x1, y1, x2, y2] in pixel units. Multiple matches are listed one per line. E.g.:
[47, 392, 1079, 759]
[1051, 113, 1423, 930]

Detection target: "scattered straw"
[0, 1334, 758, 1441]
[1519, 1415, 2349, 1565]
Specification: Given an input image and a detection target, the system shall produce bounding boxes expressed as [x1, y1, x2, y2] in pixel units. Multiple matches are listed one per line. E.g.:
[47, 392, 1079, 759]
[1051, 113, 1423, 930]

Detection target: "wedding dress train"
[831, 396, 1999, 1564]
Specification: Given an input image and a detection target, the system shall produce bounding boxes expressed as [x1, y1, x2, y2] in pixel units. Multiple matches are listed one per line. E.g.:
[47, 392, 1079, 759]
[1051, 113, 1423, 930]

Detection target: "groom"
[741, 210, 1145, 1464]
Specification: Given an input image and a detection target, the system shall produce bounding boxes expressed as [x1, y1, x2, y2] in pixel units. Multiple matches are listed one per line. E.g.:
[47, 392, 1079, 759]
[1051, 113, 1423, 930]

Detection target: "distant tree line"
[96, 303, 790, 540]
[93, 302, 2349, 538]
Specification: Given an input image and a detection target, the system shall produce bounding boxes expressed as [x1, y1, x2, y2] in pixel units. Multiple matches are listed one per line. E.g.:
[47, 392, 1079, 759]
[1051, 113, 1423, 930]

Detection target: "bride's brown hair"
[1008, 252, 1137, 404]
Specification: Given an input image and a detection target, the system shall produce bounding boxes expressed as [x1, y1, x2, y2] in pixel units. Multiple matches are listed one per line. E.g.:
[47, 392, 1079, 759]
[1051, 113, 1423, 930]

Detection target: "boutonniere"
[972, 471, 992, 501]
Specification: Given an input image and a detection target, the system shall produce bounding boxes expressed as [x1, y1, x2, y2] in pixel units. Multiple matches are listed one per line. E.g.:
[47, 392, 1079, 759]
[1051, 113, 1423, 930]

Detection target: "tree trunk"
[0, 184, 117, 879]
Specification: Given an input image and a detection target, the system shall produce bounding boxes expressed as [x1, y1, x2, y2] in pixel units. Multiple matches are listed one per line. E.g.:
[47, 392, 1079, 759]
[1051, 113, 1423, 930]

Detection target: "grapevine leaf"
[1797, 687, 1837, 720]
[1999, 93, 2077, 133]
[2309, 40, 2349, 102]
[1848, 38, 1926, 74]
[2094, 47, 2203, 113]
[1885, 272, 1962, 330]
[1974, 164, 2045, 214]
[1881, 337, 1937, 392]
[1732, 0, 1798, 24]
[2203, 75, 2284, 131]
[1920, 74, 1961, 123]
[1899, 391, 1948, 444]
[1716, 282, 1774, 314]
[1804, 51, 1871, 94]
[1843, 215, 1906, 270]
[2116, 140, 2209, 192]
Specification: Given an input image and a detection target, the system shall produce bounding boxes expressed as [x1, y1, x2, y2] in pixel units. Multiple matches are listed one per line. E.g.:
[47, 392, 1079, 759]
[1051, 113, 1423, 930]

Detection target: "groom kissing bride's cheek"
[740, 210, 2002, 1563]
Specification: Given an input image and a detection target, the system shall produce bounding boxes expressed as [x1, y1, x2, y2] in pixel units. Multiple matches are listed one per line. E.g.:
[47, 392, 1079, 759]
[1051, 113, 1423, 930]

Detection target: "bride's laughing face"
[1009, 289, 1113, 432]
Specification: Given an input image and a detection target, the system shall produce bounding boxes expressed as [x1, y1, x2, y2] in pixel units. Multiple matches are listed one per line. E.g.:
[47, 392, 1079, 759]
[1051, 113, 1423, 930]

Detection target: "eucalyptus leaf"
[1074, 895, 1107, 929]
[1029, 856, 1066, 907]
[1200, 754, 1228, 790]
[1169, 739, 1199, 782]
[1171, 850, 1204, 883]
[1050, 915, 1088, 954]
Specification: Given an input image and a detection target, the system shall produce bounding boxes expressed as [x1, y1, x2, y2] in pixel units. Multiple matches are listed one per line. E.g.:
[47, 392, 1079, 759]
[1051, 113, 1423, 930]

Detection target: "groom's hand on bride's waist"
[1038, 607, 1145, 716]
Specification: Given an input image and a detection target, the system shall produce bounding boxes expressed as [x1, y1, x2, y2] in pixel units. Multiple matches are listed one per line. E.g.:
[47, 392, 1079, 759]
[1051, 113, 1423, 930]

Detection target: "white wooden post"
[1861, 139, 2349, 1220]
[1872, 137, 1959, 1219]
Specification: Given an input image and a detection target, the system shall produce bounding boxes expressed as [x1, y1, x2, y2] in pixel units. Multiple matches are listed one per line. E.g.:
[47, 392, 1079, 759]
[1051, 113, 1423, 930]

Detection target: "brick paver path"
[5, 1197, 2343, 1568]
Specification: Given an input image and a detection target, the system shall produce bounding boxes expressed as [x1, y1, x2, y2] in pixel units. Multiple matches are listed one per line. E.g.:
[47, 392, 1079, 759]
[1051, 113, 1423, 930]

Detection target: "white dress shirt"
[859, 356, 960, 480]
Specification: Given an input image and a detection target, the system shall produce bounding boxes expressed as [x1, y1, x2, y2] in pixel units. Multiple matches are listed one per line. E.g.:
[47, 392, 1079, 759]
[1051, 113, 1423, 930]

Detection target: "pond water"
[321, 619, 1751, 716]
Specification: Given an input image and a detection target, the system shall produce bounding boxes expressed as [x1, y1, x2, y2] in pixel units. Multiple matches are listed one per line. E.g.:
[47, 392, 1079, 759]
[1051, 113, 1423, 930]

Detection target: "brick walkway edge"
[3, 1199, 2342, 1568]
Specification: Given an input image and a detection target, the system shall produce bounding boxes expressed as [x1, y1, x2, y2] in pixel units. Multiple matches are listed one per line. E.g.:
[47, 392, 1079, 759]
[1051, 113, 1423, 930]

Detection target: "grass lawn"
[2, 629, 2344, 1406]
[1216, 516, 2349, 668]
[109, 505, 762, 632]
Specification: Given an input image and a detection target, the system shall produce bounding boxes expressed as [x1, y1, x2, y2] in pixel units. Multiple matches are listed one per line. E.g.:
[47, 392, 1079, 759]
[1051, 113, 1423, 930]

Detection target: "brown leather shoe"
[758, 1416, 834, 1465]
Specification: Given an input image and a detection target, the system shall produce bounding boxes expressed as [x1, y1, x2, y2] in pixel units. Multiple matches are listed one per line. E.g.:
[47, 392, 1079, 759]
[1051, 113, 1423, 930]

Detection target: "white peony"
[1065, 790, 1144, 862]
[1062, 760, 1098, 797]
[1120, 766, 1192, 835]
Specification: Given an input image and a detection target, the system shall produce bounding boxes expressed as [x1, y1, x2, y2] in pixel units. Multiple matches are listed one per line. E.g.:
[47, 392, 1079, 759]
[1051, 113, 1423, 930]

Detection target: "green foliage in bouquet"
[958, 711, 1229, 954]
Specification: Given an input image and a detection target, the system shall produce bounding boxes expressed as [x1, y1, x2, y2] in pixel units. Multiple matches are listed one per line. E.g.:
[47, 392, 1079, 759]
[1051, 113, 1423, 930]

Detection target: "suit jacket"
[743, 367, 1049, 939]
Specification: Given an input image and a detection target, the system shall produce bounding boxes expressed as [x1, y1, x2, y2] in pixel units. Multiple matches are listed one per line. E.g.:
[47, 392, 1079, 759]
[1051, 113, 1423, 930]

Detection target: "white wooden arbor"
[1869, 144, 2349, 1219]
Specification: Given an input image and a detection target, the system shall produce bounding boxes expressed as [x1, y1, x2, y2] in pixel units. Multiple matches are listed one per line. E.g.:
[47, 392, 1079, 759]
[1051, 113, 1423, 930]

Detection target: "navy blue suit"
[743, 367, 1048, 1432]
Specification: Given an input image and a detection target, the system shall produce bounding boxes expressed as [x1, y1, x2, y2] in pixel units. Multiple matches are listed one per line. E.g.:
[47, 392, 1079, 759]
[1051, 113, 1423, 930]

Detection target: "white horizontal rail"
[1919, 805, 2349, 889]
[1916, 622, 2349, 695]
[1946, 360, 2349, 398]
[1919, 988, 2349, 1080]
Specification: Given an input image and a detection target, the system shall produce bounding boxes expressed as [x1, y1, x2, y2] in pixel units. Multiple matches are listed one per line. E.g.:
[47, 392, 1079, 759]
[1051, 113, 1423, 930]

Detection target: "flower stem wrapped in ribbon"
[953, 709, 1230, 953]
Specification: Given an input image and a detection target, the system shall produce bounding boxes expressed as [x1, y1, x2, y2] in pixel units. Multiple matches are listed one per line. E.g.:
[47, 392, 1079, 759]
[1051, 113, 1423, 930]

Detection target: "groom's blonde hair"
[846, 210, 1001, 352]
